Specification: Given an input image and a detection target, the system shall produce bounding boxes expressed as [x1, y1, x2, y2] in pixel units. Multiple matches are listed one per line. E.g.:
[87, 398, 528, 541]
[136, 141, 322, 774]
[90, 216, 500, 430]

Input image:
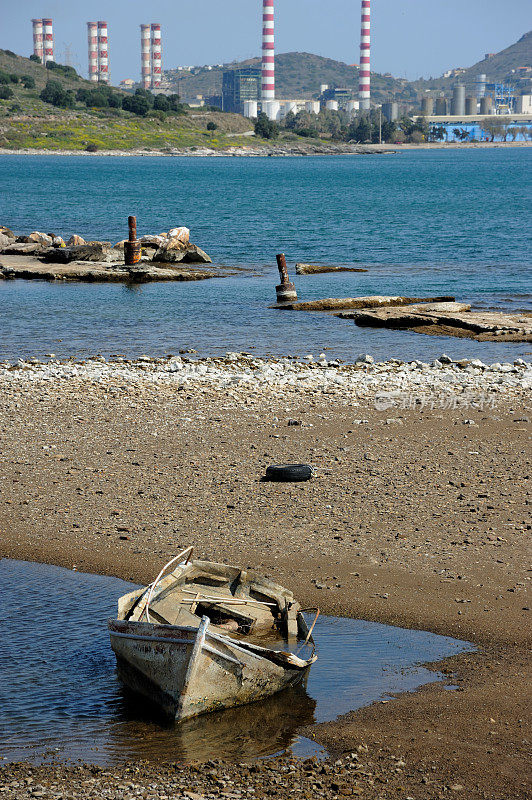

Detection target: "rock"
[295, 263, 369, 275]
[0, 233, 13, 249]
[355, 354, 374, 365]
[41, 242, 110, 263]
[113, 240, 126, 250]
[439, 354, 453, 364]
[52, 236, 66, 248]
[1, 242, 43, 255]
[0, 226, 15, 239]
[66, 235, 86, 246]
[28, 231, 53, 246]
[167, 226, 190, 243]
[152, 246, 186, 263]
[139, 234, 165, 248]
[181, 244, 212, 264]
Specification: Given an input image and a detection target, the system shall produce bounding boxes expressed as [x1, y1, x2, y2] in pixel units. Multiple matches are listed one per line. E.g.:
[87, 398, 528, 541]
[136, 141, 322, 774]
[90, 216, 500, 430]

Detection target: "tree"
[21, 75, 35, 89]
[206, 120, 218, 131]
[29, 54, 41, 63]
[507, 127, 519, 142]
[0, 71, 9, 84]
[0, 85, 14, 100]
[283, 110, 297, 130]
[381, 119, 396, 143]
[122, 94, 149, 116]
[348, 115, 371, 143]
[39, 80, 74, 108]
[154, 94, 170, 112]
[254, 112, 279, 139]
[8, 74, 19, 84]
[481, 117, 508, 142]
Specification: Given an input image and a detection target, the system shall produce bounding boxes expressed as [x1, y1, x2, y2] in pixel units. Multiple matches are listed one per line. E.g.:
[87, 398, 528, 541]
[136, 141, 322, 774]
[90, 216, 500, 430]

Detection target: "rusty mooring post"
[124, 215, 142, 266]
[275, 253, 297, 303]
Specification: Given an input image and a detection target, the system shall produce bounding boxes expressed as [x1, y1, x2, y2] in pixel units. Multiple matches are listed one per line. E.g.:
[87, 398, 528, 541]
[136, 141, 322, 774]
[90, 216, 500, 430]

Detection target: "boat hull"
[109, 619, 311, 721]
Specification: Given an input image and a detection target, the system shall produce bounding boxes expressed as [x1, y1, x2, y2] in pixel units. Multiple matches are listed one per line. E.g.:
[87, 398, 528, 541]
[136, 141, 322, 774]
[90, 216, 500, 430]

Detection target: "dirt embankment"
[0, 359, 530, 799]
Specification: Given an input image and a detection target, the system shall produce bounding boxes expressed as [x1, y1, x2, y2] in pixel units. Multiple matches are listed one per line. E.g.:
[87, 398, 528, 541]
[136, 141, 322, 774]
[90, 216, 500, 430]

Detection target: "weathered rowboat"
[108, 547, 318, 721]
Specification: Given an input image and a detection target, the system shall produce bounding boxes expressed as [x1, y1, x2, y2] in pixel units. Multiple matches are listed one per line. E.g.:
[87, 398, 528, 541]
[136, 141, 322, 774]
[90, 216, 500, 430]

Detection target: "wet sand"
[0, 357, 530, 799]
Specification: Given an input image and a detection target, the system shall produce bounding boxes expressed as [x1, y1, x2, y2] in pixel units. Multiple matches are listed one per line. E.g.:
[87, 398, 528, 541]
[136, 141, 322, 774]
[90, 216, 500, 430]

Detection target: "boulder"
[152, 247, 186, 263]
[1, 242, 43, 255]
[0, 233, 13, 250]
[67, 235, 86, 246]
[163, 235, 188, 252]
[52, 236, 66, 248]
[28, 231, 53, 246]
[167, 226, 190, 244]
[41, 242, 111, 263]
[0, 226, 15, 240]
[139, 234, 165, 247]
[113, 240, 126, 250]
[181, 244, 212, 264]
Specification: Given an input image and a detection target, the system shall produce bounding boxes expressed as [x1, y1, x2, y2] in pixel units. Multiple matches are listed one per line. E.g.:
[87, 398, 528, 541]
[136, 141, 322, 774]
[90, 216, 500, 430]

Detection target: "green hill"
[166, 52, 417, 104]
[0, 49, 252, 151]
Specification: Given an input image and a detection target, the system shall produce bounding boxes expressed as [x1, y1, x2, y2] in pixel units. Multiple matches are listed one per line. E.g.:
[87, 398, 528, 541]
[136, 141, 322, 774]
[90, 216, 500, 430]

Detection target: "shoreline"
[0, 140, 530, 157]
[1, 355, 529, 798]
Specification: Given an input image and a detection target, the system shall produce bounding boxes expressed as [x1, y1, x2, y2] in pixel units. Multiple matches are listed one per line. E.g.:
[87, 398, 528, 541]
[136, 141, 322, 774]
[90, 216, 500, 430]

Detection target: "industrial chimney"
[87, 22, 98, 81]
[359, 0, 370, 110]
[261, 0, 275, 101]
[151, 24, 162, 89]
[97, 21, 109, 83]
[140, 24, 151, 89]
[32, 19, 44, 63]
[42, 18, 54, 65]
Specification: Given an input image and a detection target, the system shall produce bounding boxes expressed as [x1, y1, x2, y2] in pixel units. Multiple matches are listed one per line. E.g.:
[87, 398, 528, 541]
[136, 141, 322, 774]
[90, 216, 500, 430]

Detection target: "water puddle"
[0, 560, 474, 765]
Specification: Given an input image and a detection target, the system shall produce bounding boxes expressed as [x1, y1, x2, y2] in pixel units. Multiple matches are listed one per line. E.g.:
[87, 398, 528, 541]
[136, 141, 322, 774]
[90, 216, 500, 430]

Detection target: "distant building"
[516, 94, 532, 114]
[222, 66, 261, 113]
[119, 78, 135, 89]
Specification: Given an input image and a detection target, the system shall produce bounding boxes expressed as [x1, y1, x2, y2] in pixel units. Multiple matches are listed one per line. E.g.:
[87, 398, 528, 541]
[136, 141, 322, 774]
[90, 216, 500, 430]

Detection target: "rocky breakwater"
[0, 225, 218, 283]
[1, 352, 530, 408]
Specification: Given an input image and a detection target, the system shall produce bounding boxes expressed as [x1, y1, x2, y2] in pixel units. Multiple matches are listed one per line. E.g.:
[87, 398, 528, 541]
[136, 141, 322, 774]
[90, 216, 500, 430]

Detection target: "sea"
[1, 148, 530, 363]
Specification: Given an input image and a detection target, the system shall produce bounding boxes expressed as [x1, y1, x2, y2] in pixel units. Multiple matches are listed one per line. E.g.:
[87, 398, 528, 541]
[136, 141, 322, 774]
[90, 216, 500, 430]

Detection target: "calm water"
[0, 560, 474, 765]
[1, 149, 530, 363]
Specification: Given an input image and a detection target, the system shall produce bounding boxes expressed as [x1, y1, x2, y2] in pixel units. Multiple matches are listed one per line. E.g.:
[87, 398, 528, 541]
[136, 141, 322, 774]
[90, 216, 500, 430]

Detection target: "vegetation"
[254, 112, 279, 139]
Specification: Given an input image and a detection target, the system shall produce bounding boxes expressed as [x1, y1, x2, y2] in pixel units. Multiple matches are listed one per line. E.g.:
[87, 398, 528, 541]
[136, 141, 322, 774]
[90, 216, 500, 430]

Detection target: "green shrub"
[29, 54, 41, 63]
[0, 86, 14, 100]
[0, 71, 9, 85]
[206, 121, 218, 131]
[40, 80, 74, 108]
[122, 94, 149, 116]
[254, 112, 279, 139]
[9, 74, 19, 84]
[21, 75, 36, 89]
[85, 143, 98, 152]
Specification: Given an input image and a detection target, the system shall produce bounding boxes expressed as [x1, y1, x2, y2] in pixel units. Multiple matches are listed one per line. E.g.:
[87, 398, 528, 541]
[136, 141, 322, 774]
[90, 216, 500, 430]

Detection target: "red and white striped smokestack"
[140, 25, 151, 89]
[42, 18, 54, 65]
[151, 24, 162, 89]
[87, 22, 98, 82]
[97, 21, 109, 83]
[261, 0, 275, 101]
[32, 19, 44, 63]
[359, 0, 370, 110]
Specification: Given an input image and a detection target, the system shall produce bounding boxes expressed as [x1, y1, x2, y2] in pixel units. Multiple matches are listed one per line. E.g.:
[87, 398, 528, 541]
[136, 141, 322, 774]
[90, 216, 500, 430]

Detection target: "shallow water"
[0, 149, 531, 363]
[0, 559, 474, 765]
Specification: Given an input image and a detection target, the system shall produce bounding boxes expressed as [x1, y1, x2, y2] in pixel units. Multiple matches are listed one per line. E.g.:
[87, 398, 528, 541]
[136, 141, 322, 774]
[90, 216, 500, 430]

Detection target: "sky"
[2, 1, 531, 84]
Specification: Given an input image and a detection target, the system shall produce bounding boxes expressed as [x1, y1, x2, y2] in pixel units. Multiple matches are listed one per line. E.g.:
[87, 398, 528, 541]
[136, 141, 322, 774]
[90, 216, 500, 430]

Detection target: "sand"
[0, 356, 529, 799]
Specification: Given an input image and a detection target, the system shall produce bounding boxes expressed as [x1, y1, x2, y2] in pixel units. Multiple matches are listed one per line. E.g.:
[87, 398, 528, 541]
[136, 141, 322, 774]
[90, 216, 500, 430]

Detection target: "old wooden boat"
[108, 547, 318, 721]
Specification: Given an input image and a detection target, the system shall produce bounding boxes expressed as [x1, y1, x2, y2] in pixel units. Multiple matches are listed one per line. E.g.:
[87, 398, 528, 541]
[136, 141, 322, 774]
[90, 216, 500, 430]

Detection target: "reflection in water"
[0, 560, 473, 766]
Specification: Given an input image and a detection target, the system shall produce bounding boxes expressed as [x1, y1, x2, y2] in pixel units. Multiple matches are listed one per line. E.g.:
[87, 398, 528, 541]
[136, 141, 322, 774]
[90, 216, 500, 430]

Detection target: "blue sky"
[2, 1, 530, 83]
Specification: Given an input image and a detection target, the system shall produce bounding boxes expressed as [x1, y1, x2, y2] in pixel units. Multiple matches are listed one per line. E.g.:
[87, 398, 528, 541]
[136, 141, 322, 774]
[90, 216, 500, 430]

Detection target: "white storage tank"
[262, 100, 281, 121]
[346, 99, 359, 115]
[305, 100, 321, 114]
[243, 100, 258, 118]
[325, 100, 338, 111]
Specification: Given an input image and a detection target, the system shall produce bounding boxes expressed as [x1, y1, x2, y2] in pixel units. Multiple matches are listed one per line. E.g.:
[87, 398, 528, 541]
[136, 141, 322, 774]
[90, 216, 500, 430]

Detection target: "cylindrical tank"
[281, 101, 298, 117]
[476, 73, 487, 99]
[346, 99, 359, 115]
[479, 96, 493, 115]
[434, 97, 448, 116]
[421, 97, 434, 116]
[382, 101, 398, 121]
[465, 97, 477, 115]
[325, 99, 338, 111]
[243, 100, 258, 118]
[262, 99, 280, 121]
[305, 100, 320, 114]
[320, 84, 329, 94]
[451, 84, 465, 116]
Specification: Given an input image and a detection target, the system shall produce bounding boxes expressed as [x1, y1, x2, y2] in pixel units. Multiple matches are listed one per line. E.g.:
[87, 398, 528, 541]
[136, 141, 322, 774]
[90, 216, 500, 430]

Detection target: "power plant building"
[222, 67, 261, 114]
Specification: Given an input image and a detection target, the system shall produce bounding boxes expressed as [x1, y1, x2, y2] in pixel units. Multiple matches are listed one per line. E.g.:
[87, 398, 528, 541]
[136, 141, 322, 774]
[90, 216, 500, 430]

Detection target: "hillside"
[0, 50, 253, 151]
[165, 52, 416, 103]
[415, 30, 532, 94]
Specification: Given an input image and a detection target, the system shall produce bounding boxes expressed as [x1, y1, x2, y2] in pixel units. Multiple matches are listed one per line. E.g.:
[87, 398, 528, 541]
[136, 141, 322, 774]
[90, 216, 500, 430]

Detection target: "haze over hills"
[166, 31, 532, 103]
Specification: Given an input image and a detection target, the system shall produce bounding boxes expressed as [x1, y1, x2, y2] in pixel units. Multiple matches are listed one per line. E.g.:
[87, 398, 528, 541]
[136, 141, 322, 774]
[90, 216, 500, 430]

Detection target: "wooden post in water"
[275, 253, 297, 304]
[124, 215, 141, 266]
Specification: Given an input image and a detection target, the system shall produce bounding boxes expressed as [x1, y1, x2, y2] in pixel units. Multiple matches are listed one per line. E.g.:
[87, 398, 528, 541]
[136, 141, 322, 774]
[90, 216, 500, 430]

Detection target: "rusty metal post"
[124, 215, 141, 266]
[275, 252, 297, 303]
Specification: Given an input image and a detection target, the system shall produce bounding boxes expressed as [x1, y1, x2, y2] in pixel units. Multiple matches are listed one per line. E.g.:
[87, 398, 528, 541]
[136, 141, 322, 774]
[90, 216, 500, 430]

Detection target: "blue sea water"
[1, 149, 530, 362]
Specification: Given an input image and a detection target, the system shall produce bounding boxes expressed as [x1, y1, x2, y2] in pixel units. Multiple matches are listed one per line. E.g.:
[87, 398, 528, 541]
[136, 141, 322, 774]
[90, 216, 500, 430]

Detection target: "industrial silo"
[465, 97, 477, 115]
[476, 74, 487, 99]
[421, 97, 434, 116]
[382, 101, 398, 121]
[434, 97, 448, 115]
[451, 84, 466, 116]
[479, 96, 493, 115]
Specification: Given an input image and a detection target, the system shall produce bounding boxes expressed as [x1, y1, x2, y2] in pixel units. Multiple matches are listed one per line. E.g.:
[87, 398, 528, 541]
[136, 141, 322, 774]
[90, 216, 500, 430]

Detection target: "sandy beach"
[0, 354, 530, 798]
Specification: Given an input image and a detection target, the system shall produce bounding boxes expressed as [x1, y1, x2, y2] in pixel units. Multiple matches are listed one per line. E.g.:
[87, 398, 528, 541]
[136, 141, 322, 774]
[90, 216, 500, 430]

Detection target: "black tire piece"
[265, 464, 313, 482]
